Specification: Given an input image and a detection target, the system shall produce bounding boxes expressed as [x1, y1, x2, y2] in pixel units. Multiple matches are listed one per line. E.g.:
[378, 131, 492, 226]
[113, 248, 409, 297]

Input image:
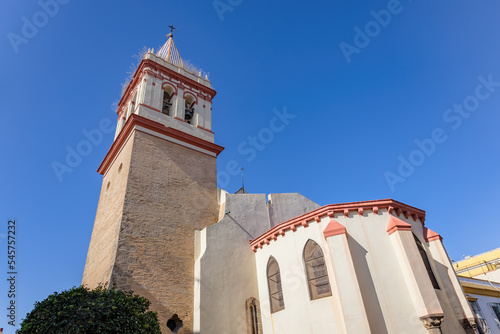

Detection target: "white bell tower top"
[114, 30, 216, 143]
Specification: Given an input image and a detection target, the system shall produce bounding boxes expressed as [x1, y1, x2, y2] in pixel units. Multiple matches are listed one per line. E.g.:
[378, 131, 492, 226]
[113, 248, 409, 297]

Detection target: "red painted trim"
[183, 91, 199, 105]
[100, 124, 136, 178]
[161, 81, 178, 96]
[174, 116, 187, 123]
[117, 57, 216, 115]
[250, 199, 425, 252]
[396, 208, 403, 217]
[145, 58, 215, 97]
[424, 227, 442, 242]
[323, 219, 347, 238]
[139, 103, 161, 113]
[97, 114, 224, 175]
[386, 215, 413, 235]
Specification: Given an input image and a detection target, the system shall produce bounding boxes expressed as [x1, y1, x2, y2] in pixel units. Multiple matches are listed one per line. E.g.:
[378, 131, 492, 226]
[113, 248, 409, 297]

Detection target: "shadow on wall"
[110, 264, 188, 334]
[433, 260, 468, 333]
[348, 236, 389, 334]
[227, 215, 255, 240]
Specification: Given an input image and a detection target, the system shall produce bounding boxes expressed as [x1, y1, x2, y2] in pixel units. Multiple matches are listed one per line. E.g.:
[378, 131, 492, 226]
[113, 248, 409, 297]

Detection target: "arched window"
[414, 234, 440, 290]
[267, 257, 284, 313]
[245, 298, 262, 334]
[304, 240, 332, 300]
[184, 94, 196, 124]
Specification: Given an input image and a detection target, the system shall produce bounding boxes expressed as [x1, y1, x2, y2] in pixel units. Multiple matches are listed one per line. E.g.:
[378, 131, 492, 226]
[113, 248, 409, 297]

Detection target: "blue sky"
[1, 0, 500, 330]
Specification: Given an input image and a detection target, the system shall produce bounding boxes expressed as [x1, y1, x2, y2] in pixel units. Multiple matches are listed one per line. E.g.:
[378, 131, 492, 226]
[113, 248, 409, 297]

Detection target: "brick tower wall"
[82, 133, 135, 288]
[108, 130, 218, 333]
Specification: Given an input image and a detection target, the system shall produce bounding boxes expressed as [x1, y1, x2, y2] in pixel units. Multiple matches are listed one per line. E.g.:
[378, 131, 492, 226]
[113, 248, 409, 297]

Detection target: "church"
[82, 33, 479, 334]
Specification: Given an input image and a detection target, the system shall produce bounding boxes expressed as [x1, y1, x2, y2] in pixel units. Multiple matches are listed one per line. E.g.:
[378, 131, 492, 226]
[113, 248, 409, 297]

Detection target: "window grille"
[267, 257, 284, 313]
[304, 240, 332, 300]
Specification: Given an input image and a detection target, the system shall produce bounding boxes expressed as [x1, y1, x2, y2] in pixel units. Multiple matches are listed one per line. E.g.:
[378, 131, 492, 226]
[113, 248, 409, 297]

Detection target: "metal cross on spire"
[167, 25, 176, 39]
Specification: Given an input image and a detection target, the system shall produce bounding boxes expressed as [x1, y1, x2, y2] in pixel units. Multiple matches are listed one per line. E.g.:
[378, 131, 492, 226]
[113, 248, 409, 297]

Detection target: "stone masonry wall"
[109, 130, 218, 333]
[82, 133, 135, 288]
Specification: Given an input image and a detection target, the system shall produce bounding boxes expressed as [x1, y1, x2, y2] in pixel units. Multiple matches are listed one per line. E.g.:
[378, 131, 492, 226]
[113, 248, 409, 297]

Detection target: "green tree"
[17, 285, 161, 334]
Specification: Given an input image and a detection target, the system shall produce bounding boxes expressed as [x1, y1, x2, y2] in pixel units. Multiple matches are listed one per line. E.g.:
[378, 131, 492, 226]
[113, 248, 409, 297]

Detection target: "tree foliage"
[17, 285, 161, 334]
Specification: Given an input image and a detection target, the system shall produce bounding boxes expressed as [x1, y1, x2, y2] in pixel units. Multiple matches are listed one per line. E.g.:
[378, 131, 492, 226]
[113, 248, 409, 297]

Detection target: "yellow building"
[454, 248, 500, 283]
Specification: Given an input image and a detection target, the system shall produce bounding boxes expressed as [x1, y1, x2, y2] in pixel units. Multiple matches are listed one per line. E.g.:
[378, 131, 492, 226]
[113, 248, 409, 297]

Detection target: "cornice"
[97, 114, 224, 176]
[250, 199, 426, 252]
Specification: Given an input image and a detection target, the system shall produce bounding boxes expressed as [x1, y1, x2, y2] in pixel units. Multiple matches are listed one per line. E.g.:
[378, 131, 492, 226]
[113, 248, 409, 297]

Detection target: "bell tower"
[82, 31, 224, 333]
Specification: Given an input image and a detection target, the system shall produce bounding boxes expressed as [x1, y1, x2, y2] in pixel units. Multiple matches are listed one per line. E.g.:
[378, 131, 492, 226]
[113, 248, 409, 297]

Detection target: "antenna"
[241, 167, 245, 194]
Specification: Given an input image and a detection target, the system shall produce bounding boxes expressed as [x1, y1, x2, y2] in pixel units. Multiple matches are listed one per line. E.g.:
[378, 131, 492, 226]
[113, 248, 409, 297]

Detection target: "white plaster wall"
[254, 209, 471, 334]
[204, 102, 212, 131]
[428, 240, 476, 333]
[135, 105, 214, 143]
[254, 218, 344, 334]
[193, 191, 473, 334]
[337, 210, 428, 334]
[475, 270, 500, 284]
[142, 75, 155, 107]
[194, 194, 272, 334]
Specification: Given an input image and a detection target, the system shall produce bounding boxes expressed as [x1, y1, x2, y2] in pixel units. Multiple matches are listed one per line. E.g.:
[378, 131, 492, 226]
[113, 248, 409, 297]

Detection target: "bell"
[185, 108, 193, 120]
[163, 102, 172, 115]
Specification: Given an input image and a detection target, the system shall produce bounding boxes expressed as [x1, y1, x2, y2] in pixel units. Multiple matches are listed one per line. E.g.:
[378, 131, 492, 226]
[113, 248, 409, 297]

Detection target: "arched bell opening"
[184, 94, 196, 124]
[162, 85, 175, 116]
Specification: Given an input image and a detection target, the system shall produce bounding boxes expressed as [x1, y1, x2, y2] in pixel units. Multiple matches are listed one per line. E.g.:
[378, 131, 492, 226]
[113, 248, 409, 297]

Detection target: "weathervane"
[166, 25, 177, 38]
